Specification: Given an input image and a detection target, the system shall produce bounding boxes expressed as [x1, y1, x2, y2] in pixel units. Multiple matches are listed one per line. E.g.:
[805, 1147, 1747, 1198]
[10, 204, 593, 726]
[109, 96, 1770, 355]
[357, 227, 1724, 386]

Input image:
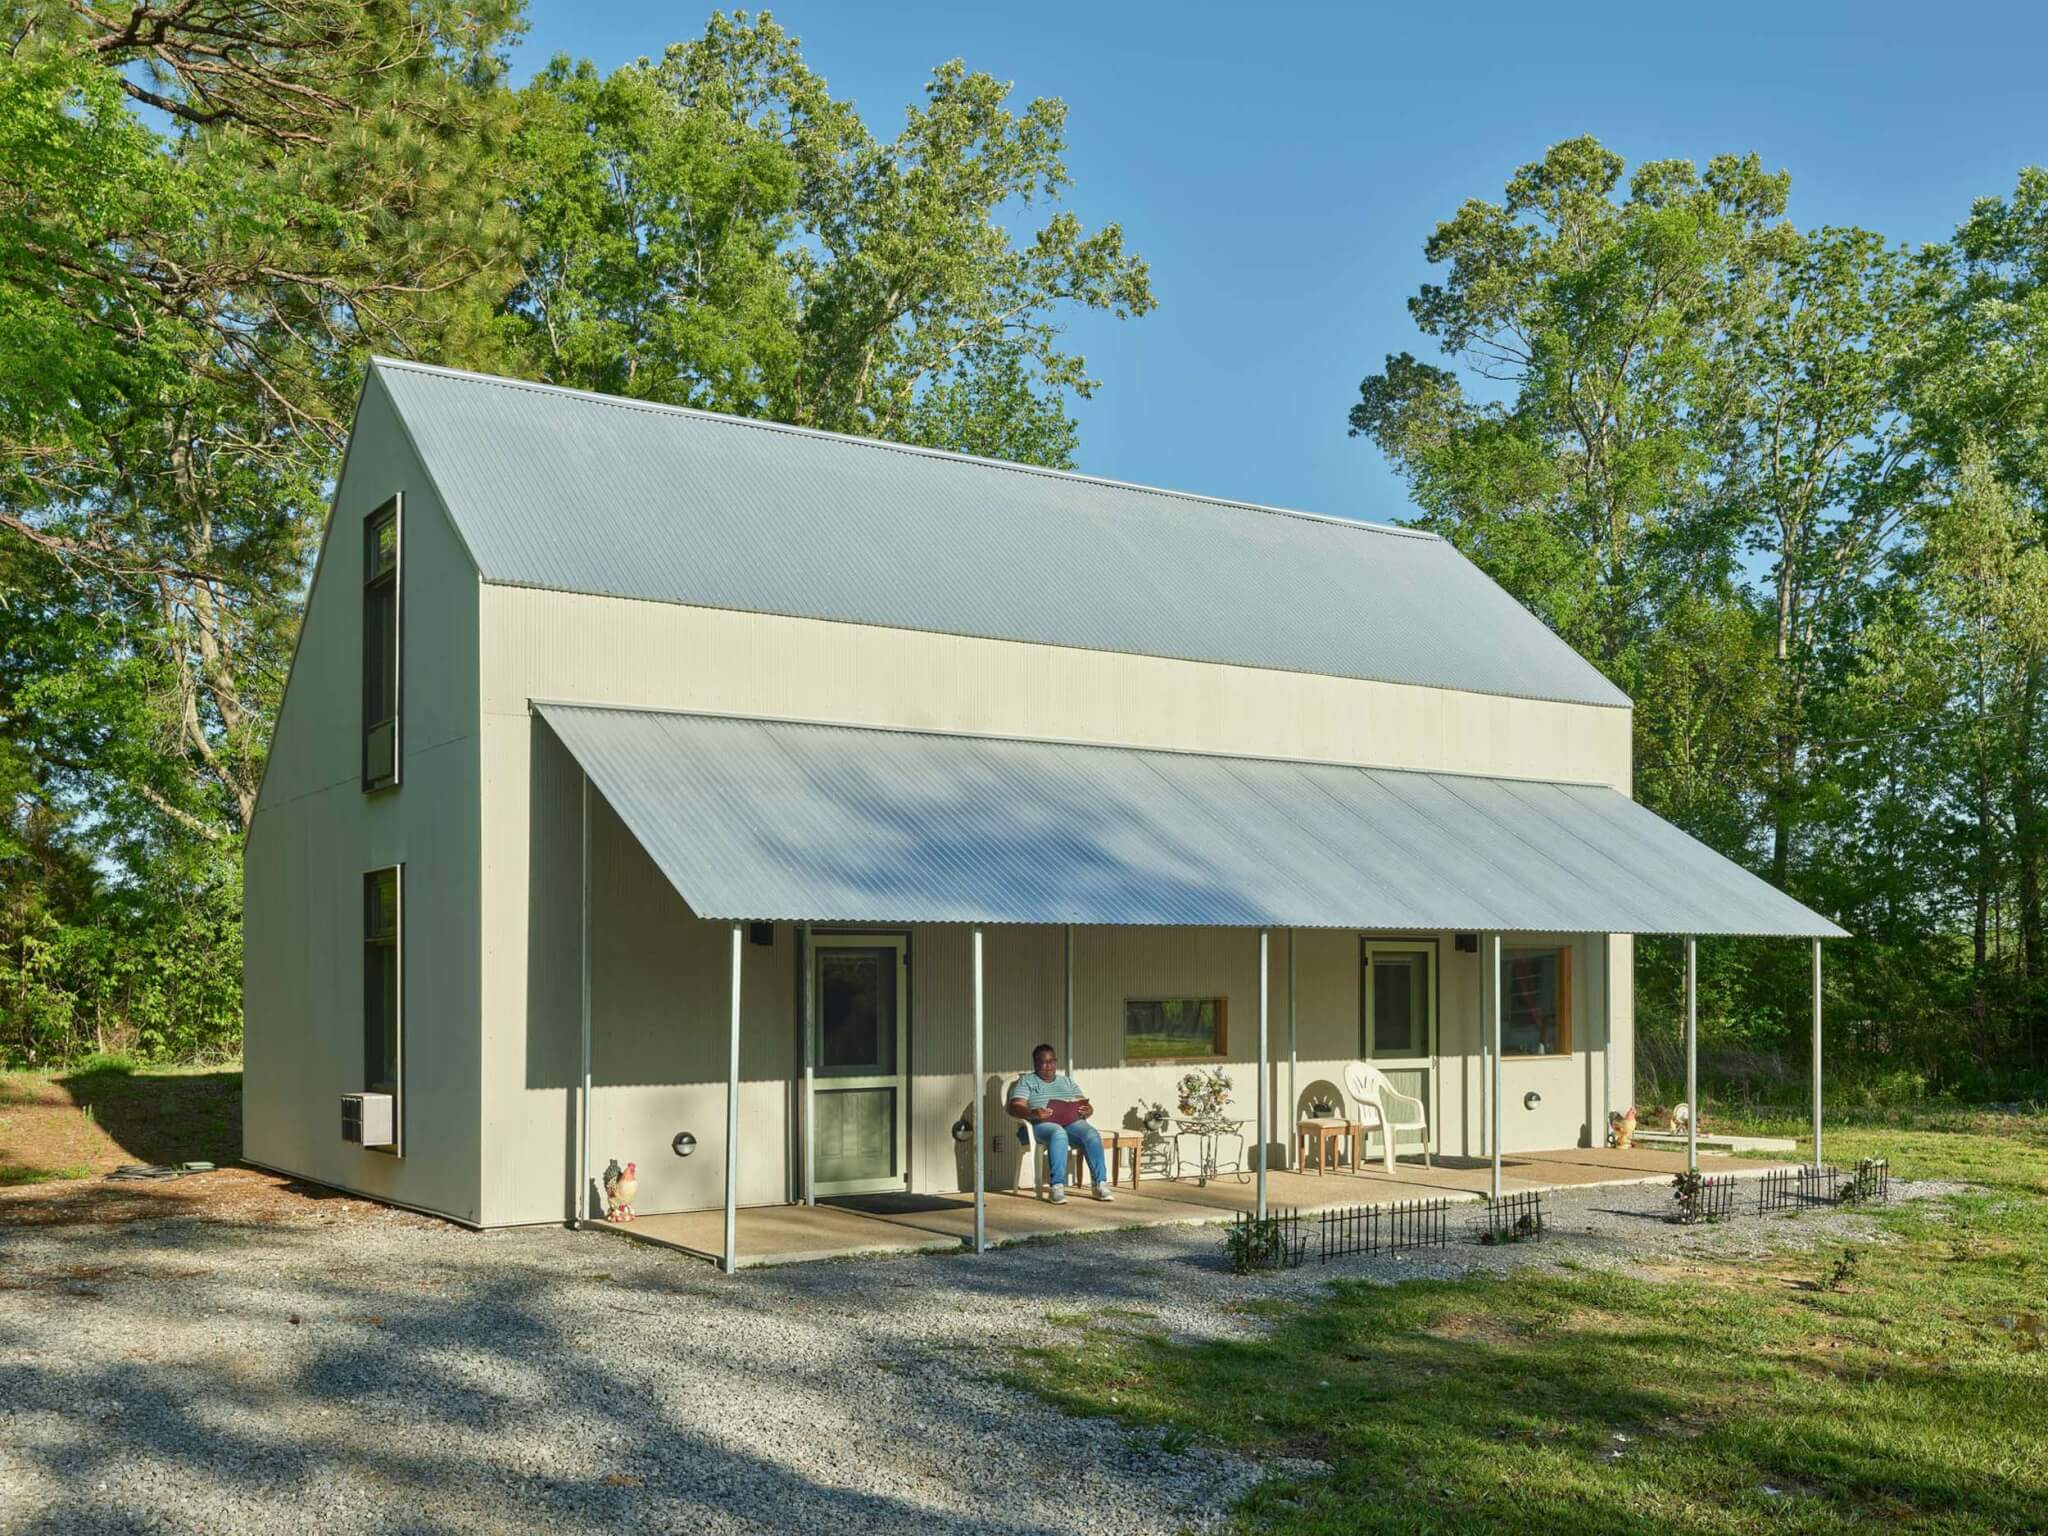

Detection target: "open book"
[1040, 1099, 1085, 1127]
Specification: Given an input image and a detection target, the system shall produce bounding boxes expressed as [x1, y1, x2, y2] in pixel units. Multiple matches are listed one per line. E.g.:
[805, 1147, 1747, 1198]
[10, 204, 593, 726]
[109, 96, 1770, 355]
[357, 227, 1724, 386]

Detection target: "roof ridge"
[369, 355, 1441, 543]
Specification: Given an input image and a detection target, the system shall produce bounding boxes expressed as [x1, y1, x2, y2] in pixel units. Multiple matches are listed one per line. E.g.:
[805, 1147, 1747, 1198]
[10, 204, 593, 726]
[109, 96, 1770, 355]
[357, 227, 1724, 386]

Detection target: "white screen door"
[1362, 942, 1437, 1148]
[809, 935, 909, 1196]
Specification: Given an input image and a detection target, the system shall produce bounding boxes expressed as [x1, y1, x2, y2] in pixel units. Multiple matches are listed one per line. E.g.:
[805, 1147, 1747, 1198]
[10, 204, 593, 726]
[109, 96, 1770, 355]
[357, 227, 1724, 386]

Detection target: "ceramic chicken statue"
[603, 1160, 638, 1222]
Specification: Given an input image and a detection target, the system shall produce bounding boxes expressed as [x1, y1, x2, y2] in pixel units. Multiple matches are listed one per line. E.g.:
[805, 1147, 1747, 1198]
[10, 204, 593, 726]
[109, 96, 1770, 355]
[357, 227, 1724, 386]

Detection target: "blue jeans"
[1019, 1118, 1107, 1187]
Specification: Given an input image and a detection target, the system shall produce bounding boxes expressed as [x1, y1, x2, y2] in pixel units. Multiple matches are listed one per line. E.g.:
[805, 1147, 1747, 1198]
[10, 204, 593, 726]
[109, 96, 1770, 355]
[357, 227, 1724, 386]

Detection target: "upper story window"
[1502, 945, 1572, 1057]
[362, 495, 400, 790]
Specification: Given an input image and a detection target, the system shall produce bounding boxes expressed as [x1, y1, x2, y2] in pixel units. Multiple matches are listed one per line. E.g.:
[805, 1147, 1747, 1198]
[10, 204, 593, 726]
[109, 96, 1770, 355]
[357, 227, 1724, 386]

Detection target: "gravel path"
[0, 1172, 1946, 1535]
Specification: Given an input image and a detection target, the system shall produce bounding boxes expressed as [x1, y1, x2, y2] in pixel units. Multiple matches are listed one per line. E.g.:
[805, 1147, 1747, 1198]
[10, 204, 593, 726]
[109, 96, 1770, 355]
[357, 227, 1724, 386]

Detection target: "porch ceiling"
[536, 704, 1844, 938]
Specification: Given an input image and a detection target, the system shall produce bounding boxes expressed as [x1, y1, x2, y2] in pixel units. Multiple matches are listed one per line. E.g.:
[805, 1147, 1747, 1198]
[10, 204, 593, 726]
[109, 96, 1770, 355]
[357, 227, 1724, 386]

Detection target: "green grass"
[1011, 1111, 2048, 1533]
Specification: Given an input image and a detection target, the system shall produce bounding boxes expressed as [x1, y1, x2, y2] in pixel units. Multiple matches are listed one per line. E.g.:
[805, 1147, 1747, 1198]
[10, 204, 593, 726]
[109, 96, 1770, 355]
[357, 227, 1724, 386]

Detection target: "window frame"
[1500, 942, 1573, 1059]
[363, 865, 403, 1154]
[361, 493, 402, 792]
[1121, 995, 1229, 1065]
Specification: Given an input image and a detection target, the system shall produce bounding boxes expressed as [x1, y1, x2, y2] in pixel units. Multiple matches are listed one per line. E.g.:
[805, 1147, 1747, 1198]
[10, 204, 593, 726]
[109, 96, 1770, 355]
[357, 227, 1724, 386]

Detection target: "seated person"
[1007, 1042, 1112, 1204]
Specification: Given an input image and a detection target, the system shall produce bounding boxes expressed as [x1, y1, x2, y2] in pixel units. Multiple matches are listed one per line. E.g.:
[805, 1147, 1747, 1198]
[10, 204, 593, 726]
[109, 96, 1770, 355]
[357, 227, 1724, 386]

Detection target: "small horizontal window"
[1124, 997, 1226, 1062]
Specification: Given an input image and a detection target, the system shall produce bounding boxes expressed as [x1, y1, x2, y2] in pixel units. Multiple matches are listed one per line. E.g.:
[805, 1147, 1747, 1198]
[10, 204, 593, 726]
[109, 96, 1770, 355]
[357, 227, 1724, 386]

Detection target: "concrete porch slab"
[587, 1145, 1798, 1269]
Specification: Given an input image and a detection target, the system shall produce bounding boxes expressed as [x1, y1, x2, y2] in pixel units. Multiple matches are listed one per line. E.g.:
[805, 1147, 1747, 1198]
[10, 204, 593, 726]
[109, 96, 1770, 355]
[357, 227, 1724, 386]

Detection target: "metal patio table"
[1173, 1116, 1250, 1186]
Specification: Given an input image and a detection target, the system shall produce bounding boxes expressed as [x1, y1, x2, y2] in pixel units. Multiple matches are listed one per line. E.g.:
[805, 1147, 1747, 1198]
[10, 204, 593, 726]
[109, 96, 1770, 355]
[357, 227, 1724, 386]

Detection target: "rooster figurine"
[603, 1160, 639, 1223]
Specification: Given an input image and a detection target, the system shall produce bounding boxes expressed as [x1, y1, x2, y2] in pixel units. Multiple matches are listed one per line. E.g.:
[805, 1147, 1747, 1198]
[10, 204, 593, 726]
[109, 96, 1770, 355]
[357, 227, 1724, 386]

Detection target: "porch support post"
[800, 922, 814, 1206]
[1286, 930, 1298, 1170]
[973, 927, 987, 1254]
[1489, 932, 1503, 1202]
[1684, 936, 1698, 1175]
[1063, 924, 1074, 1070]
[1811, 938, 1824, 1170]
[577, 773, 591, 1225]
[1257, 928, 1270, 1221]
[723, 921, 742, 1276]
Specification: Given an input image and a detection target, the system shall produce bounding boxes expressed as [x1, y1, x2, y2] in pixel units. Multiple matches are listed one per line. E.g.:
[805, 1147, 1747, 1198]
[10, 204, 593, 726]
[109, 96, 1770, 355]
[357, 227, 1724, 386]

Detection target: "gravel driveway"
[0, 1171, 1937, 1535]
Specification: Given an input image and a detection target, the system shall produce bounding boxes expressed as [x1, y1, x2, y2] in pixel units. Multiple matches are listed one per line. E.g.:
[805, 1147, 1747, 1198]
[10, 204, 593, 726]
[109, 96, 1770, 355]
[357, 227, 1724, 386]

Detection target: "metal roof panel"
[374, 359, 1631, 708]
[536, 705, 1844, 938]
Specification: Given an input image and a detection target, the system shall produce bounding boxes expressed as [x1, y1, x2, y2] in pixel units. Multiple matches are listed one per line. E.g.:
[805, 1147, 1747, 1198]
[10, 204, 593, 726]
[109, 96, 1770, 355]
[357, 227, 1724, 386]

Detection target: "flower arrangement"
[1177, 1067, 1233, 1119]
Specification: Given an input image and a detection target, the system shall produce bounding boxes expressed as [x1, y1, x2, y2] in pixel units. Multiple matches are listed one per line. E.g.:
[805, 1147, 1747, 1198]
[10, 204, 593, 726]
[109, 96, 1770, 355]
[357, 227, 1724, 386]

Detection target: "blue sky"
[511, 2, 2048, 528]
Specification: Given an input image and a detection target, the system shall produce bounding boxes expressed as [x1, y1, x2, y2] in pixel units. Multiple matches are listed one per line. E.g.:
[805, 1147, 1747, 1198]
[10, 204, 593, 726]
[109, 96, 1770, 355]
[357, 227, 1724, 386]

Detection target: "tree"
[1910, 170, 2048, 1014]
[0, 1, 525, 1060]
[505, 11, 1154, 468]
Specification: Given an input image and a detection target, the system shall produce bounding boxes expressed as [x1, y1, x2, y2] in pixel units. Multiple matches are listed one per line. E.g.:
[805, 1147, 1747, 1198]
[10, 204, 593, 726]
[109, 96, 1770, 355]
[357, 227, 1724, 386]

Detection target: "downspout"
[1490, 932, 1502, 1202]
[578, 773, 591, 1225]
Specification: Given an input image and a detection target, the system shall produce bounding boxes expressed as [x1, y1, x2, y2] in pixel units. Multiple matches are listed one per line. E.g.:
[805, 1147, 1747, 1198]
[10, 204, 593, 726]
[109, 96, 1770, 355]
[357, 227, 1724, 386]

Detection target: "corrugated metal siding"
[536, 705, 1844, 938]
[374, 359, 1629, 709]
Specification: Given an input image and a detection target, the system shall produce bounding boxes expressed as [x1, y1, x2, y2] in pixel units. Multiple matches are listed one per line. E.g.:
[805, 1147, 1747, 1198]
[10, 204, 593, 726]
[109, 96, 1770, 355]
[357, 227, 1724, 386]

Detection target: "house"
[242, 358, 1842, 1267]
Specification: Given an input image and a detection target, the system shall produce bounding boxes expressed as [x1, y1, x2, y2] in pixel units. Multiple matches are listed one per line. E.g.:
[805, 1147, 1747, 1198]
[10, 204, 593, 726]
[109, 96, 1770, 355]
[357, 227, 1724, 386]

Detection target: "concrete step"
[1631, 1130, 1799, 1155]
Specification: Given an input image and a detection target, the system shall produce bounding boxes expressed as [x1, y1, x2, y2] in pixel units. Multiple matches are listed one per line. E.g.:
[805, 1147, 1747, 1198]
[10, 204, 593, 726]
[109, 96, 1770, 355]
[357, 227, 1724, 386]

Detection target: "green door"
[811, 937, 908, 1195]
[1362, 942, 1437, 1149]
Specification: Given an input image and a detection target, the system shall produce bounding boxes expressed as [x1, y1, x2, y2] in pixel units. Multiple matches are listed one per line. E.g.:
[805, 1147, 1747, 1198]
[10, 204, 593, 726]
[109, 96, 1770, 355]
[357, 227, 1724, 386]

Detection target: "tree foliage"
[0, 5, 1152, 1064]
[505, 11, 1150, 465]
[1353, 138, 2048, 1097]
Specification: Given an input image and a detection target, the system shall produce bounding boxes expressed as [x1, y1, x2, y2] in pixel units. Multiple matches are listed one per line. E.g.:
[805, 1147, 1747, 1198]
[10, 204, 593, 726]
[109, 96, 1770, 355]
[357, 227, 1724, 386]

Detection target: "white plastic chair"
[1344, 1062, 1430, 1172]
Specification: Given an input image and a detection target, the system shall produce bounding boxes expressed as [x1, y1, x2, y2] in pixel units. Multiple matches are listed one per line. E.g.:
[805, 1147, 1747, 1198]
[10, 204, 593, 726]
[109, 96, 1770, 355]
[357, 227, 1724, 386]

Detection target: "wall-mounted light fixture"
[1523, 1091, 1542, 1111]
[950, 1117, 974, 1143]
[672, 1131, 697, 1157]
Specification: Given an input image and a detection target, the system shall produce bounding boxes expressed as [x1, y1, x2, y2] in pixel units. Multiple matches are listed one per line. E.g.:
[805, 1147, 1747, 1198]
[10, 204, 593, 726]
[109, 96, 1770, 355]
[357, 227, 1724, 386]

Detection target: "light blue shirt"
[1007, 1071, 1084, 1111]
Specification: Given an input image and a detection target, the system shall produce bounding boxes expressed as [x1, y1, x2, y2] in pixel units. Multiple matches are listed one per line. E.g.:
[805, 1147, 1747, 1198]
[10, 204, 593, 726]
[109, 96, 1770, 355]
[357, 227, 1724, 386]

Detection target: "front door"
[810, 935, 909, 1196]
[1362, 942, 1437, 1150]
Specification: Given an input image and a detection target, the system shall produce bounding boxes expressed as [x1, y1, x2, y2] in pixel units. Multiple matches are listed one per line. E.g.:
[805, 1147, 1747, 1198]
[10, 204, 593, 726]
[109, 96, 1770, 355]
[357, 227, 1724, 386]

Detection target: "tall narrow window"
[364, 867, 402, 1107]
[362, 495, 400, 789]
[1502, 945, 1572, 1057]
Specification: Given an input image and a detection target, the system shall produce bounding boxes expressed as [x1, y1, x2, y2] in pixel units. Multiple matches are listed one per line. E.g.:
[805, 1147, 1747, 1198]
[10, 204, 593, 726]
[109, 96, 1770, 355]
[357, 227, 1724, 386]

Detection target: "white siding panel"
[243, 378, 483, 1222]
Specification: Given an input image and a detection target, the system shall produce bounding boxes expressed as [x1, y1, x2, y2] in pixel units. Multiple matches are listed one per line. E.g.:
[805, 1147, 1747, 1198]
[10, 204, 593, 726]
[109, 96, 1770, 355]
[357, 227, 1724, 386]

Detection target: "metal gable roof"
[372, 359, 1631, 708]
[536, 704, 1844, 938]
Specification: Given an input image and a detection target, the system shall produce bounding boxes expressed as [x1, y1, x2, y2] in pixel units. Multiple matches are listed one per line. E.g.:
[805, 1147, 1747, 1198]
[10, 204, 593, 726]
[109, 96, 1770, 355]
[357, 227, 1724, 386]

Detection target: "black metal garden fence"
[1225, 1207, 1311, 1271]
[1670, 1170, 1738, 1224]
[1471, 1190, 1546, 1245]
[1757, 1157, 1891, 1215]
[1317, 1197, 1451, 1262]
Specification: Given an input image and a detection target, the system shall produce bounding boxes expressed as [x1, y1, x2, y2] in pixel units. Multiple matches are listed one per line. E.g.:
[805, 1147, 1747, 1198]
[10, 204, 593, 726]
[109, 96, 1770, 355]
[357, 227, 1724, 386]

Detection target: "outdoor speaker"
[1455, 933, 1479, 953]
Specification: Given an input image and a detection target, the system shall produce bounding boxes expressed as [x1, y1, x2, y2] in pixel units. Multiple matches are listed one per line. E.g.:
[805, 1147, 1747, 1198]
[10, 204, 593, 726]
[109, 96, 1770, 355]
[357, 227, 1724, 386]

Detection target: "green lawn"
[1014, 1113, 2048, 1534]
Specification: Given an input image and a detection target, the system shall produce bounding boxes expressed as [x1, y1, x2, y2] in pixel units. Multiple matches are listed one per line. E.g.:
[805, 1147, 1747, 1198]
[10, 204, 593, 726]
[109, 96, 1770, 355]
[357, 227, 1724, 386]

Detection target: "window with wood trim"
[1123, 997, 1227, 1062]
[364, 867, 401, 1101]
[362, 495, 400, 789]
[1502, 945, 1571, 1056]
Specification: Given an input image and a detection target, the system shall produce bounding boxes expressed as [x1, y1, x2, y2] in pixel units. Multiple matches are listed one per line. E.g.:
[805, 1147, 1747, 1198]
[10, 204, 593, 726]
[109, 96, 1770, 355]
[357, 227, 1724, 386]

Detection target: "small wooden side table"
[1296, 1117, 1354, 1175]
[1100, 1128, 1144, 1189]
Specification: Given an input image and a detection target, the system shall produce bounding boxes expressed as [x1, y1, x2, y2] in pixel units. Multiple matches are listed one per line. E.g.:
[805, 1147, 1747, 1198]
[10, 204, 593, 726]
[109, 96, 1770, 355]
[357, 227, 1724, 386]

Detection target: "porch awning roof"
[536, 704, 1845, 938]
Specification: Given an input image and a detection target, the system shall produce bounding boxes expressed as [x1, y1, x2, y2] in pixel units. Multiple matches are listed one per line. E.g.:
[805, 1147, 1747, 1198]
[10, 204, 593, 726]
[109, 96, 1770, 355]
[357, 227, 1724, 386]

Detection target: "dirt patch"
[1419, 1312, 1524, 1345]
[0, 1065, 241, 1188]
[0, 1164, 442, 1231]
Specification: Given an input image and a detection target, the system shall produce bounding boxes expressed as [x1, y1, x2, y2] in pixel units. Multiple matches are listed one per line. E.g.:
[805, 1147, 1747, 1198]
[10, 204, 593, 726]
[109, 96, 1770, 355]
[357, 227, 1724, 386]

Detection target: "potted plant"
[1609, 1105, 1638, 1149]
[1138, 1100, 1172, 1138]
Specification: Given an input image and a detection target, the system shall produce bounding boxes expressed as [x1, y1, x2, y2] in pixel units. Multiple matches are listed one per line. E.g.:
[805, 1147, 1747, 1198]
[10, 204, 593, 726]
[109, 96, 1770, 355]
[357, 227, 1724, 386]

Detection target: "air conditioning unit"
[341, 1092, 396, 1149]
